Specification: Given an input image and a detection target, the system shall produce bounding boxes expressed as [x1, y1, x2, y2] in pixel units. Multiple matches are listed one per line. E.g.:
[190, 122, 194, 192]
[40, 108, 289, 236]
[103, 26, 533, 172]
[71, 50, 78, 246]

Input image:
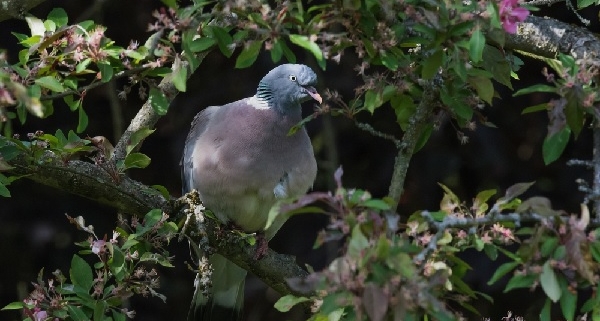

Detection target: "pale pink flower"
[33, 309, 47, 321]
[91, 239, 106, 255]
[499, 0, 529, 34]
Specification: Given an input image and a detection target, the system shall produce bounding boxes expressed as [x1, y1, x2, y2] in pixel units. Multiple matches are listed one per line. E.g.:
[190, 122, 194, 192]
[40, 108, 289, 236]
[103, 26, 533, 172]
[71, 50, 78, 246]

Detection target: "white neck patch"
[247, 95, 270, 110]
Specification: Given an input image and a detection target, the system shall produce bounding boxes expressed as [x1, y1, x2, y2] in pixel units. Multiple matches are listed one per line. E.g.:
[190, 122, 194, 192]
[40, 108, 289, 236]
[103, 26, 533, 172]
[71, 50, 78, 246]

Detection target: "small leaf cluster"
[276, 172, 600, 320]
[516, 53, 600, 164]
[1, 209, 177, 321]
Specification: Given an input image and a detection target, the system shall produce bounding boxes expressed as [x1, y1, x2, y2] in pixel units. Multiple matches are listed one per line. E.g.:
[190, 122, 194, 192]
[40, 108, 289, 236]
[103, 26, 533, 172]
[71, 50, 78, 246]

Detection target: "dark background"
[1, 1, 599, 320]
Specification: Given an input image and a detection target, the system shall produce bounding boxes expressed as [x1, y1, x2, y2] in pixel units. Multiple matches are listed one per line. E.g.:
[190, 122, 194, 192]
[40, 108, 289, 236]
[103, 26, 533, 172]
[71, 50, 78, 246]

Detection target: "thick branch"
[387, 83, 437, 212]
[506, 15, 600, 60]
[6, 151, 307, 296]
[0, 0, 46, 22]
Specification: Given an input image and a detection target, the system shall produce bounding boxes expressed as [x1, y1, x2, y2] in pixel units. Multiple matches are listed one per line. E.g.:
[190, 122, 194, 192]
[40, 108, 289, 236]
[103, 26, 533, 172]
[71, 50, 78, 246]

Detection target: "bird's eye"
[289, 75, 297, 82]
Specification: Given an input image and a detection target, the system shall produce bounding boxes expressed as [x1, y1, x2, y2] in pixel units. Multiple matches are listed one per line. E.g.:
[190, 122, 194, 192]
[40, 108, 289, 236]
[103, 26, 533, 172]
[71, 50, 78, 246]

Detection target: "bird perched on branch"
[181, 64, 321, 320]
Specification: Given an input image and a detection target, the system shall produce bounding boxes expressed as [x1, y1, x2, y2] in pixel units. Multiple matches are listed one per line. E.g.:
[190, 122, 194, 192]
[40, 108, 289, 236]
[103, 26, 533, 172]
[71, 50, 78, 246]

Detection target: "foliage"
[1, 0, 600, 320]
[1, 210, 177, 320]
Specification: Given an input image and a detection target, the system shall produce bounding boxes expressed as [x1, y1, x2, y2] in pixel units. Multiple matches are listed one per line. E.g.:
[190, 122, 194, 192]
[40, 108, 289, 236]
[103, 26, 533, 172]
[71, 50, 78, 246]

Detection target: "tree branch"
[387, 82, 437, 212]
[5, 149, 308, 296]
[506, 15, 600, 60]
[0, 0, 46, 22]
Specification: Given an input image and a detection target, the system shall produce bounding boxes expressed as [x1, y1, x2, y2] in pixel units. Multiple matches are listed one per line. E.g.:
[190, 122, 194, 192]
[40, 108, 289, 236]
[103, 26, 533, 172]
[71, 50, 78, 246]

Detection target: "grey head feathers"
[256, 64, 322, 113]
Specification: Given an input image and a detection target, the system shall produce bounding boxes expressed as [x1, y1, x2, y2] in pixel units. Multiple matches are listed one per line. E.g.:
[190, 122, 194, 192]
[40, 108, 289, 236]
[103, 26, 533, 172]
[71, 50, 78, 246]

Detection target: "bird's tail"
[188, 254, 247, 321]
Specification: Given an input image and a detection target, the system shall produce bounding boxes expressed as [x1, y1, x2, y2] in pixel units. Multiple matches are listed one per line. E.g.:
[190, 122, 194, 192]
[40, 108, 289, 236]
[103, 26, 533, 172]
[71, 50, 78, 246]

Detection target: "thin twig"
[355, 121, 402, 149]
[40, 67, 149, 101]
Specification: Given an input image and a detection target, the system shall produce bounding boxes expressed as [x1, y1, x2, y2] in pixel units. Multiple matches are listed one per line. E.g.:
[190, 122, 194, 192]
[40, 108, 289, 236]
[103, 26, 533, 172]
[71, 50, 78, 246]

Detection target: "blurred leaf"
[35, 76, 65, 92]
[25, 16, 45, 36]
[504, 274, 536, 292]
[67, 305, 89, 321]
[77, 105, 88, 133]
[280, 41, 296, 63]
[1, 302, 24, 310]
[468, 76, 494, 105]
[522, 103, 548, 114]
[540, 261, 561, 302]
[172, 56, 187, 92]
[364, 90, 383, 114]
[469, 27, 484, 63]
[270, 39, 283, 62]
[149, 87, 169, 115]
[160, 0, 178, 8]
[559, 276, 576, 321]
[235, 40, 263, 69]
[47, 8, 68, 28]
[498, 181, 535, 204]
[381, 51, 399, 71]
[123, 152, 151, 169]
[564, 89, 584, 138]
[97, 62, 113, 83]
[274, 295, 310, 312]
[211, 26, 233, 58]
[70, 254, 93, 292]
[542, 127, 570, 165]
[348, 225, 369, 258]
[363, 283, 387, 321]
[289, 34, 325, 70]
[0, 184, 10, 197]
[189, 37, 215, 52]
[540, 298, 551, 321]
[513, 84, 556, 96]
[422, 49, 443, 79]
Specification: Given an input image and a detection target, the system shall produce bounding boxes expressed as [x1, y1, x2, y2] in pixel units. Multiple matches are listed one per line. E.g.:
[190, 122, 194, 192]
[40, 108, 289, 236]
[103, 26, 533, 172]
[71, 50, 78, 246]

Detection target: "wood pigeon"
[181, 64, 321, 320]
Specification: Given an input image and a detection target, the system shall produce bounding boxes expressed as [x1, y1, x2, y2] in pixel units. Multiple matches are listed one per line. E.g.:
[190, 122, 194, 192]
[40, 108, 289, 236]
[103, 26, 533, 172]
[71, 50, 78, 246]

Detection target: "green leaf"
[97, 62, 113, 83]
[172, 56, 187, 92]
[468, 76, 494, 105]
[363, 199, 391, 210]
[421, 50, 443, 79]
[348, 225, 369, 258]
[559, 278, 576, 321]
[270, 39, 283, 62]
[47, 8, 68, 28]
[289, 34, 325, 70]
[211, 26, 233, 58]
[77, 106, 88, 133]
[0, 184, 11, 197]
[274, 295, 310, 312]
[504, 274, 537, 292]
[540, 261, 561, 302]
[127, 127, 155, 154]
[123, 152, 151, 169]
[67, 305, 89, 321]
[540, 298, 551, 321]
[542, 127, 571, 165]
[522, 103, 548, 114]
[513, 84, 556, 96]
[93, 300, 107, 321]
[25, 16, 45, 37]
[488, 262, 520, 285]
[189, 37, 215, 52]
[70, 254, 93, 292]
[35, 76, 65, 92]
[380, 51, 399, 71]
[577, 0, 598, 8]
[149, 87, 169, 115]
[235, 41, 263, 69]
[1, 302, 24, 310]
[364, 90, 383, 114]
[160, 0, 179, 8]
[469, 27, 485, 63]
[565, 89, 584, 138]
[280, 41, 296, 63]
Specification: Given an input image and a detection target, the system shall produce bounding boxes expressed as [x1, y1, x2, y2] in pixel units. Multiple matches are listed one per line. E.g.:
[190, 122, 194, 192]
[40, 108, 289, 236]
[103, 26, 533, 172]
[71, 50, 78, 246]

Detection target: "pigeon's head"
[256, 64, 322, 112]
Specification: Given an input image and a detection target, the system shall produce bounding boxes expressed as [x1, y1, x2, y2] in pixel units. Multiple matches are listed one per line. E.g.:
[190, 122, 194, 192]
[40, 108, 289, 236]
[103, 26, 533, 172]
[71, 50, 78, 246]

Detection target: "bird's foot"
[253, 233, 268, 260]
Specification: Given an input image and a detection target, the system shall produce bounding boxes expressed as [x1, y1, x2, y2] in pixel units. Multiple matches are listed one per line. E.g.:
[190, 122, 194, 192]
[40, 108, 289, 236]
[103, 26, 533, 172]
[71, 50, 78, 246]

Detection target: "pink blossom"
[499, 0, 529, 34]
[91, 240, 106, 255]
[33, 309, 47, 321]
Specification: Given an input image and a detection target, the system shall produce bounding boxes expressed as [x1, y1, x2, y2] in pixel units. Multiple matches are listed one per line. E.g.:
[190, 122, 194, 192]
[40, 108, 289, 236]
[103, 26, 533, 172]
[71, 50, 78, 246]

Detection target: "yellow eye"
[289, 75, 297, 81]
